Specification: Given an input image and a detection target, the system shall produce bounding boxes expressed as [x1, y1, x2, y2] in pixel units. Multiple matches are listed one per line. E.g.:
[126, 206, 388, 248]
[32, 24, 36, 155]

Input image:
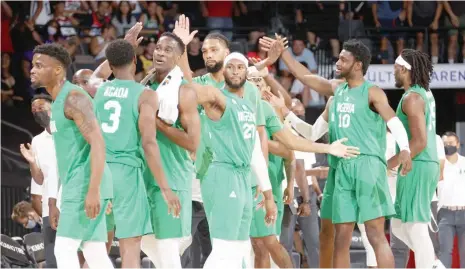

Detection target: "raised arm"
[173, 15, 198, 82]
[156, 85, 201, 153]
[64, 90, 105, 219]
[189, 83, 226, 109]
[138, 89, 181, 217]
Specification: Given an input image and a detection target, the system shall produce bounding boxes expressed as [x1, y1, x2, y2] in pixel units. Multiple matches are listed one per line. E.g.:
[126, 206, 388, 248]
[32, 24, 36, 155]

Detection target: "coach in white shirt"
[438, 132, 465, 268]
[20, 94, 58, 268]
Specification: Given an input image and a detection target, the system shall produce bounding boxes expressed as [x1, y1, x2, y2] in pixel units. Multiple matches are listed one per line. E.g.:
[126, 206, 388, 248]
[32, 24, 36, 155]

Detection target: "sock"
[81, 241, 114, 269]
[140, 234, 161, 267]
[179, 235, 193, 256]
[204, 238, 237, 269]
[391, 218, 413, 249]
[155, 238, 182, 268]
[54, 236, 82, 269]
[404, 222, 435, 268]
[358, 224, 377, 267]
[432, 56, 439, 64]
[448, 59, 454, 64]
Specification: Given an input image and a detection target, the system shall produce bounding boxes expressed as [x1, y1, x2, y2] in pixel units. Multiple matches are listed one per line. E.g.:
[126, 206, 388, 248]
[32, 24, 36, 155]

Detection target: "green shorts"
[147, 187, 191, 239]
[57, 199, 110, 242]
[107, 163, 152, 239]
[395, 161, 439, 223]
[320, 167, 335, 220]
[106, 203, 115, 233]
[201, 163, 252, 241]
[250, 187, 284, 237]
[332, 155, 395, 224]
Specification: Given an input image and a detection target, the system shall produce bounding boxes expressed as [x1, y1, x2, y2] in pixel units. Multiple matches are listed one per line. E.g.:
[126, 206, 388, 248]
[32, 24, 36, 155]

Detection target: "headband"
[224, 52, 249, 67]
[395, 55, 412, 70]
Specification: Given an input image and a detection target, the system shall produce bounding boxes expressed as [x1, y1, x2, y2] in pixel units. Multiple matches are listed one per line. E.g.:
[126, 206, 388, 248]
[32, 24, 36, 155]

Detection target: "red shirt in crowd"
[206, 1, 233, 18]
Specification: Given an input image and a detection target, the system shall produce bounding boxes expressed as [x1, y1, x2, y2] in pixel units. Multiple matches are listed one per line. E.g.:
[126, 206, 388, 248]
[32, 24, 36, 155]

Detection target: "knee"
[365, 225, 386, 247]
[320, 220, 334, 240]
[251, 239, 268, 257]
[430, 34, 438, 44]
[449, 35, 458, 44]
[334, 225, 354, 249]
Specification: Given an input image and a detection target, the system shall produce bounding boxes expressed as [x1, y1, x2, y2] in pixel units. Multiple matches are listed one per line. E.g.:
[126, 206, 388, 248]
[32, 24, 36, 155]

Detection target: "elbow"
[142, 137, 159, 154]
[412, 137, 427, 153]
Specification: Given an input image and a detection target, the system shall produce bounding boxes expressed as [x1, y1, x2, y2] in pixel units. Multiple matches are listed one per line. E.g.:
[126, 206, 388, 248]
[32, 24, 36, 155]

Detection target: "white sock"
[154, 238, 183, 268]
[81, 241, 114, 269]
[391, 218, 413, 249]
[431, 56, 439, 64]
[179, 235, 193, 256]
[204, 238, 239, 269]
[358, 224, 377, 267]
[140, 234, 161, 267]
[54, 236, 82, 269]
[404, 222, 435, 268]
[449, 58, 455, 64]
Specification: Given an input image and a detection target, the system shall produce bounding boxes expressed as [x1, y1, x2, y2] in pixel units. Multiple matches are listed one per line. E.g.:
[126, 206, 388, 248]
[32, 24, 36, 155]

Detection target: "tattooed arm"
[64, 90, 105, 219]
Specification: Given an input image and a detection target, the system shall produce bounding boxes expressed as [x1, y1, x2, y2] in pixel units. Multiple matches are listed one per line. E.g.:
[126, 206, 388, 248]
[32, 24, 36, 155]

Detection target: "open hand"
[20, 143, 35, 164]
[124, 22, 143, 49]
[328, 138, 360, 158]
[162, 188, 181, 218]
[173, 14, 198, 46]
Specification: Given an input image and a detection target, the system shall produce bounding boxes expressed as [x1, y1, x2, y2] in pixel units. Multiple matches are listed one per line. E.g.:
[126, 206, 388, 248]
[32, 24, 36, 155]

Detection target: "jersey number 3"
[101, 100, 122, 133]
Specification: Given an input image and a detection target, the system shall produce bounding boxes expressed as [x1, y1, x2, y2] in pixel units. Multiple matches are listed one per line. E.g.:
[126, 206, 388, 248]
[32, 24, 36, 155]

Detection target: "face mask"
[33, 111, 50, 128]
[25, 219, 37, 229]
[48, 26, 57, 36]
[445, 145, 458, 156]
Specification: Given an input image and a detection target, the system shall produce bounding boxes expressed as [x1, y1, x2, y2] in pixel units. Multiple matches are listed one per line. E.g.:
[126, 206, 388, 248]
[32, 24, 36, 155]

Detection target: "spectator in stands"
[43, 19, 63, 44]
[407, 1, 442, 64]
[371, 1, 407, 64]
[1, 1, 14, 54]
[11, 201, 42, 229]
[89, 23, 116, 64]
[139, 1, 164, 33]
[163, 2, 181, 32]
[438, 132, 465, 268]
[19, 94, 58, 268]
[238, 2, 267, 46]
[247, 35, 276, 74]
[1, 53, 16, 106]
[111, 1, 137, 37]
[29, 0, 53, 26]
[113, 0, 145, 19]
[88, 1, 112, 37]
[443, 1, 465, 64]
[290, 62, 325, 109]
[139, 36, 156, 74]
[52, 1, 78, 37]
[187, 36, 207, 77]
[200, 1, 235, 40]
[295, 1, 342, 61]
[279, 34, 317, 90]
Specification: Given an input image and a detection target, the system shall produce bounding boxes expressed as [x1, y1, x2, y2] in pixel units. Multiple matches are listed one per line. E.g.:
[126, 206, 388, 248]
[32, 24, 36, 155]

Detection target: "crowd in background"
[2, 1, 465, 110]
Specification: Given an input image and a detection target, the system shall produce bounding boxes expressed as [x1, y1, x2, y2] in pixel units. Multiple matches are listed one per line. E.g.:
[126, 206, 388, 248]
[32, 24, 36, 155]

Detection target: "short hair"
[160, 32, 186, 55]
[11, 201, 33, 222]
[204, 33, 230, 49]
[342, 39, 371, 75]
[443, 131, 460, 142]
[33, 43, 72, 69]
[31, 94, 52, 104]
[400, 49, 433, 90]
[105, 39, 135, 67]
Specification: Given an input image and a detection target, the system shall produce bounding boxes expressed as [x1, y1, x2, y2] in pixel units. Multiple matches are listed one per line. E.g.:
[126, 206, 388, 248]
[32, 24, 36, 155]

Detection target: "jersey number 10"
[338, 113, 351, 129]
[101, 100, 122, 133]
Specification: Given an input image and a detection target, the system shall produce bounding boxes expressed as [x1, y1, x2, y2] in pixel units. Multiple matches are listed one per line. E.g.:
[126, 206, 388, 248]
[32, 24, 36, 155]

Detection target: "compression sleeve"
[387, 117, 410, 152]
[284, 111, 313, 140]
[310, 116, 329, 141]
[251, 131, 272, 192]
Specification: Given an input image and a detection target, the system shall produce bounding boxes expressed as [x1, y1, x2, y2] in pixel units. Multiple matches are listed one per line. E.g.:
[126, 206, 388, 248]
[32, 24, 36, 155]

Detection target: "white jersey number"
[243, 123, 255, 140]
[101, 100, 122, 133]
[338, 113, 351, 129]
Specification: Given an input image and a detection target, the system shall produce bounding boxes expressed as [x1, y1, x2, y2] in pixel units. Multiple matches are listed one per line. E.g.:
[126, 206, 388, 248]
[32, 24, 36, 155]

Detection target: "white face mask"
[48, 26, 57, 36]
[25, 219, 37, 229]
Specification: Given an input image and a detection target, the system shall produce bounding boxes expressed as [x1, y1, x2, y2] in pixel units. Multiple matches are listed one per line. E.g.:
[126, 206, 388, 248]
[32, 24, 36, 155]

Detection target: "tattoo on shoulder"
[64, 91, 96, 135]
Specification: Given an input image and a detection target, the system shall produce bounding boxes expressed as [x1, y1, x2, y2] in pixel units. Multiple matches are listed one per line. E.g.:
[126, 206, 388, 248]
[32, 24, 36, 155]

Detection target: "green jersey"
[146, 80, 194, 191]
[94, 79, 145, 168]
[328, 81, 387, 167]
[50, 81, 112, 202]
[396, 85, 438, 163]
[193, 73, 264, 180]
[207, 89, 256, 167]
[262, 100, 285, 200]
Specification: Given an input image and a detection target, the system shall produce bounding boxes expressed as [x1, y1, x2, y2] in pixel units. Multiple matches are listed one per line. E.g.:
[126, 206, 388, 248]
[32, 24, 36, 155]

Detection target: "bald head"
[73, 69, 95, 97]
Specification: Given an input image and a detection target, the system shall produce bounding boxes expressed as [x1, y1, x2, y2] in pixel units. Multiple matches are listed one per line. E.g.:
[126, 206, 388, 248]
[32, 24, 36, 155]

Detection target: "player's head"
[31, 94, 52, 128]
[72, 69, 96, 96]
[11, 201, 39, 229]
[335, 39, 371, 79]
[394, 49, 433, 90]
[202, 33, 230, 73]
[247, 66, 270, 94]
[224, 52, 248, 91]
[153, 32, 185, 74]
[31, 43, 71, 89]
[106, 39, 137, 75]
[442, 131, 460, 156]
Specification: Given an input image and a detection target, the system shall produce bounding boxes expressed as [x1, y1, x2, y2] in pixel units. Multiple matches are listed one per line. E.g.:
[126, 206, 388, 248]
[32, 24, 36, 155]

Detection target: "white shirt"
[438, 155, 465, 208]
[30, 130, 58, 217]
[30, 178, 42, 196]
[30, 0, 53, 26]
[282, 151, 316, 190]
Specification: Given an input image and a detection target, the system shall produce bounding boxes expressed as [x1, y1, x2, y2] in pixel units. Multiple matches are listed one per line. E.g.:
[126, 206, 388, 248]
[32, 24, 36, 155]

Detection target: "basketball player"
[389, 49, 441, 268]
[260, 36, 413, 268]
[72, 69, 96, 97]
[93, 39, 180, 268]
[31, 43, 113, 268]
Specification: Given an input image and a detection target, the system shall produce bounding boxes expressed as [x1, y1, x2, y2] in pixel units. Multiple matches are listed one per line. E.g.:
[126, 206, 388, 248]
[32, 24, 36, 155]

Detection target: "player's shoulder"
[192, 73, 210, 84]
[244, 80, 259, 92]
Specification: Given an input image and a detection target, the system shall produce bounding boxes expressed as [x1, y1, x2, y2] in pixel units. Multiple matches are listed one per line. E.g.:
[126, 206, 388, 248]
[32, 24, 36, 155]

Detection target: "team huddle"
[29, 14, 441, 269]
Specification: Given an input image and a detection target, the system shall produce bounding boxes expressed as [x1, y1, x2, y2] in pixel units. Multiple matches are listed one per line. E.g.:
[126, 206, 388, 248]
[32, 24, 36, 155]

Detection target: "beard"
[395, 79, 403, 88]
[225, 76, 246, 90]
[206, 61, 223, 73]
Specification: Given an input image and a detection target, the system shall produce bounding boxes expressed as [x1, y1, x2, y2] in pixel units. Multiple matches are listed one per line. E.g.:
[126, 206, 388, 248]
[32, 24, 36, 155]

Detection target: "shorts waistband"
[211, 161, 250, 171]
